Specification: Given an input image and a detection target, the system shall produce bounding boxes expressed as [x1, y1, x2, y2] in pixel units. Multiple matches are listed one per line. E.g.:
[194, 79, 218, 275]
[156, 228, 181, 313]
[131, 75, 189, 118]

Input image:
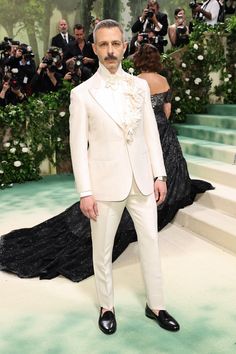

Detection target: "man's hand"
[154, 180, 167, 206]
[80, 195, 98, 221]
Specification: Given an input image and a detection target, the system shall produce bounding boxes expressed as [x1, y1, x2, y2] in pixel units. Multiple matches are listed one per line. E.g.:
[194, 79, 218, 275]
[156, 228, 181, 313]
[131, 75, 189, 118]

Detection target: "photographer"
[5, 44, 36, 96]
[131, 0, 168, 53]
[168, 8, 189, 47]
[190, 0, 220, 25]
[0, 72, 26, 107]
[30, 47, 64, 94]
[64, 56, 92, 86]
[64, 24, 98, 78]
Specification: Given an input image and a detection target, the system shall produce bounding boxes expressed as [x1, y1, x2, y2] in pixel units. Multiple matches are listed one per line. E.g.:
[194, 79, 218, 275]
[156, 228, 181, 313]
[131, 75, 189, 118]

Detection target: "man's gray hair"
[93, 19, 124, 43]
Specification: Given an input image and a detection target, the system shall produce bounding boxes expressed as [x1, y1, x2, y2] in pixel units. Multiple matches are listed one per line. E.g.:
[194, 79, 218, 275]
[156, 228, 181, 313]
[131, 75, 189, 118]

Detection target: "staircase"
[173, 104, 236, 254]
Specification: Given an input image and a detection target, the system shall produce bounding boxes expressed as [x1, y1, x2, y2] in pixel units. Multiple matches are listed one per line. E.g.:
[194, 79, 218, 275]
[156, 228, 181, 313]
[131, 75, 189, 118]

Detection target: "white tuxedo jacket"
[69, 67, 166, 201]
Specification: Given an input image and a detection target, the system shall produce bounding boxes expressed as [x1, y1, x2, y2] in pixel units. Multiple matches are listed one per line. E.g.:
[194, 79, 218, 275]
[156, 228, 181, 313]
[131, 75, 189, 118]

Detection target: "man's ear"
[92, 43, 97, 55]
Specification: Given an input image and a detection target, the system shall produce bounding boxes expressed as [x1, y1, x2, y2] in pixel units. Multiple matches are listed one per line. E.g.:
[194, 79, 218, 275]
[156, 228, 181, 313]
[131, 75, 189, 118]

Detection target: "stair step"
[207, 104, 236, 116]
[173, 203, 236, 254]
[193, 181, 236, 218]
[186, 114, 236, 129]
[174, 124, 236, 145]
[179, 136, 236, 164]
[184, 155, 236, 189]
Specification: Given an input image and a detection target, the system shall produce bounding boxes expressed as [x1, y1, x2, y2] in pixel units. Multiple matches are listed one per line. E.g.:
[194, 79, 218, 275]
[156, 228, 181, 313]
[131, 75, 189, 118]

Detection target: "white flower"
[223, 67, 227, 72]
[8, 183, 13, 187]
[3, 142, 10, 148]
[185, 89, 191, 95]
[176, 108, 181, 114]
[0, 170, 4, 174]
[14, 161, 22, 167]
[20, 143, 25, 147]
[1, 160, 7, 164]
[194, 78, 202, 85]
[57, 137, 62, 142]
[228, 74, 232, 78]
[1, 184, 4, 187]
[224, 77, 229, 82]
[185, 78, 190, 82]
[13, 140, 19, 145]
[175, 96, 181, 101]
[228, 89, 232, 93]
[197, 55, 204, 61]
[22, 147, 29, 153]
[128, 67, 134, 75]
[10, 147, 16, 153]
[181, 63, 187, 68]
[59, 111, 66, 117]
[195, 97, 200, 101]
[193, 44, 199, 50]
[188, 96, 192, 99]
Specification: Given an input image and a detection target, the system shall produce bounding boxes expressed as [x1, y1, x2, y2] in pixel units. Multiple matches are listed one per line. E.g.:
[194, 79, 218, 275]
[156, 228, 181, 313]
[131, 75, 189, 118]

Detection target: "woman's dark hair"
[174, 7, 184, 17]
[133, 44, 162, 73]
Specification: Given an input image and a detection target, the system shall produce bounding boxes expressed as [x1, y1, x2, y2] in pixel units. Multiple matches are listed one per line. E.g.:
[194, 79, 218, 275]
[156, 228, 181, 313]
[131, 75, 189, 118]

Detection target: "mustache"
[104, 55, 117, 61]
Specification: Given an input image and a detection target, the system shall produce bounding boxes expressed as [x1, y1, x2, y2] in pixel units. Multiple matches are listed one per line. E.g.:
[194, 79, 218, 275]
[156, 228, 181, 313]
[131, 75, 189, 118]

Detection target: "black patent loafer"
[98, 308, 117, 335]
[145, 304, 180, 332]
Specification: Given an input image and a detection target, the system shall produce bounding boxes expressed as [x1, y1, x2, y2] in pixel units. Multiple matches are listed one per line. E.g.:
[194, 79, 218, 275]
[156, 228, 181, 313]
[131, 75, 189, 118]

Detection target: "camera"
[20, 45, 35, 61]
[139, 33, 150, 45]
[74, 55, 84, 68]
[42, 47, 62, 72]
[147, 10, 154, 18]
[189, 0, 198, 9]
[150, 36, 168, 47]
[3, 68, 21, 91]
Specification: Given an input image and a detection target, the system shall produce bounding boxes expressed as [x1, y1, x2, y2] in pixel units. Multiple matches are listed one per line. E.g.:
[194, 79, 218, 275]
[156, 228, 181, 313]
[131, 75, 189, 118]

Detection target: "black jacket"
[51, 33, 74, 52]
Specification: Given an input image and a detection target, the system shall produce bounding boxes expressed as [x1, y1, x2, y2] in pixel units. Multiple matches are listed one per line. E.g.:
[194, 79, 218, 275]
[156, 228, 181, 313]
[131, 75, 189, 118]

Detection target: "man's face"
[59, 20, 68, 34]
[74, 29, 85, 43]
[92, 27, 127, 74]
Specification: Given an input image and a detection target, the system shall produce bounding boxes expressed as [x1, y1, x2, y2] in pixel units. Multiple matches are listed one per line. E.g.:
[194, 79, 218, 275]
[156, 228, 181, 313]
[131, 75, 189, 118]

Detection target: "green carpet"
[1, 175, 236, 354]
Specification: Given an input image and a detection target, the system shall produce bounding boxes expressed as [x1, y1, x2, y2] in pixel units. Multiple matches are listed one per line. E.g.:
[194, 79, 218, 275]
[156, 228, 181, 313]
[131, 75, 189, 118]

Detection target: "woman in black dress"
[0, 44, 213, 282]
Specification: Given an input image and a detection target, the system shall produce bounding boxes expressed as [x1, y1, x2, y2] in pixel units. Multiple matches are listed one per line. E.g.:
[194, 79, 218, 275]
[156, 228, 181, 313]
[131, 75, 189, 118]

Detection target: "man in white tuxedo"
[69, 19, 180, 335]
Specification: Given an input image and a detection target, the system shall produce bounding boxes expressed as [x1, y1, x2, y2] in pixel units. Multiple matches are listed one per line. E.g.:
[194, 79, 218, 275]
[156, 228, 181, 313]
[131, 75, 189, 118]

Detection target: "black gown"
[0, 91, 214, 281]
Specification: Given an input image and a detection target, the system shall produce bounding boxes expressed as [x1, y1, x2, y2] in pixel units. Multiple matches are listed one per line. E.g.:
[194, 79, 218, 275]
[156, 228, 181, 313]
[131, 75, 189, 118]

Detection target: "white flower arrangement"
[194, 78, 202, 85]
[14, 161, 22, 167]
[197, 55, 204, 61]
[128, 67, 134, 75]
[122, 75, 143, 143]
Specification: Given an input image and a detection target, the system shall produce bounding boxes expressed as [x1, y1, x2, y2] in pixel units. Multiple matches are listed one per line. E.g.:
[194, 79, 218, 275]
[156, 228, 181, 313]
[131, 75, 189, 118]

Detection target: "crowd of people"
[0, 0, 233, 108]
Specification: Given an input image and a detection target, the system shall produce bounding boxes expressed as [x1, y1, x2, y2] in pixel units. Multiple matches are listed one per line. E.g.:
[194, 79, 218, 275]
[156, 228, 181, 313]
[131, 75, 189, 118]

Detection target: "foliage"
[0, 82, 72, 188]
[214, 16, 236, 103]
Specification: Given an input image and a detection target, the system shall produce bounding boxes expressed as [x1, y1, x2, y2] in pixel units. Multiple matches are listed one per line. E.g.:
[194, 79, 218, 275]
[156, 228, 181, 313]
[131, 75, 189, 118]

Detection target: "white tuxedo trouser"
[90, 180, 165, 310]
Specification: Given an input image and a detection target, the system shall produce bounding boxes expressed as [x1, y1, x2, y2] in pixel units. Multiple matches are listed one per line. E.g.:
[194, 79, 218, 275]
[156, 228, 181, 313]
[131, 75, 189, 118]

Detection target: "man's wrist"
[154, 176, 167, 182]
